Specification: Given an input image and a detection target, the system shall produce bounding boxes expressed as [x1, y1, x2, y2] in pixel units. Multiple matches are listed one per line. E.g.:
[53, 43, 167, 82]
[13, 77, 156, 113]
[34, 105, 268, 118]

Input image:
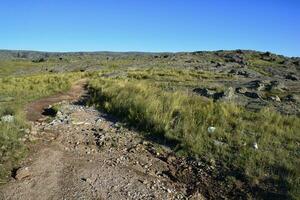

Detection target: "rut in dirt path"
[25, 79, 87, 121]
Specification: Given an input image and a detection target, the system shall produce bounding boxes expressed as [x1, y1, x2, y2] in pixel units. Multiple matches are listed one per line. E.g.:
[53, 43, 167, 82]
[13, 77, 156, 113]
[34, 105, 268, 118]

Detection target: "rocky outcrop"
[193, 87, 236, 101]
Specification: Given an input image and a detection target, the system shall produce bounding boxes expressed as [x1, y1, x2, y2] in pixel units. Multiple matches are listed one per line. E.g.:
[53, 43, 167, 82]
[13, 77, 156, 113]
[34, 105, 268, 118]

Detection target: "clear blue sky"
[0, 0, 299, 56]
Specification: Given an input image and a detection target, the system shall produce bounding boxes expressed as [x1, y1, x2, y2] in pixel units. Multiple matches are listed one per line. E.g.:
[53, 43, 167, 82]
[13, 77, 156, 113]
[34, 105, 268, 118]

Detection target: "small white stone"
[207, 126, 216, 133]
[253, 142, 258, 150]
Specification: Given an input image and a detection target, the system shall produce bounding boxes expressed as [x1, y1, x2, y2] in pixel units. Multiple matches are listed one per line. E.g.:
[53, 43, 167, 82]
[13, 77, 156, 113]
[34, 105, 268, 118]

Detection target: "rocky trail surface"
[0, 81, 213, 200]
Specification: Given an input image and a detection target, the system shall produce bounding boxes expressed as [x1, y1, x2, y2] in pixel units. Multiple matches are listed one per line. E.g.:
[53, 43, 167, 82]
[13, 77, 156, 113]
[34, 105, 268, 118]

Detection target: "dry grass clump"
[88, 75, 300, 199]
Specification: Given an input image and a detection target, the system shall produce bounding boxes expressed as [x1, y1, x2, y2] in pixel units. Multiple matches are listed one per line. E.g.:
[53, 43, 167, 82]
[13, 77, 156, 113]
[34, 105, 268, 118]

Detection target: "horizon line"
[1, 48, 298, 58]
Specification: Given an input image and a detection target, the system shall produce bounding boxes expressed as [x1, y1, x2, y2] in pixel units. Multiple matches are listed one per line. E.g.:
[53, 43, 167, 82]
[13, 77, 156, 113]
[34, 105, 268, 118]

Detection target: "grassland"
[0, 50, 299, 198]
[87, 68, 300, 199]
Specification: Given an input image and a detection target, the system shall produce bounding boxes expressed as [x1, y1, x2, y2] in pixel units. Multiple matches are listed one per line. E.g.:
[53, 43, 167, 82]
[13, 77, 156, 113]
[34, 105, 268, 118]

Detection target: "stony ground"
[0, 83, 210, 200]
[1, 103, 189, 199]
[1, 72, 296, 199]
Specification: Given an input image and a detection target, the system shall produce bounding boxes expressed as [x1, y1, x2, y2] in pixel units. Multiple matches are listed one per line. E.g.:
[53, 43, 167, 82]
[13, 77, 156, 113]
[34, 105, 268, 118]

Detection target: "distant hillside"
[0, 49, 299, 79]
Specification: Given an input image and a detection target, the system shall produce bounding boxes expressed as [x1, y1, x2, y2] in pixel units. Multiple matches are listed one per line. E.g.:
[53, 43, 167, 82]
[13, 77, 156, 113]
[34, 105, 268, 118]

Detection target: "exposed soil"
[25, 79, 88, 121]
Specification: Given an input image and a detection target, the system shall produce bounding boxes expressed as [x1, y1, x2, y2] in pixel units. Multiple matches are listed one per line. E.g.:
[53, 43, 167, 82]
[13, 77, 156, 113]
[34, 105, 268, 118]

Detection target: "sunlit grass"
[88, 70, 300, 199]
[0, 72, 85, 182]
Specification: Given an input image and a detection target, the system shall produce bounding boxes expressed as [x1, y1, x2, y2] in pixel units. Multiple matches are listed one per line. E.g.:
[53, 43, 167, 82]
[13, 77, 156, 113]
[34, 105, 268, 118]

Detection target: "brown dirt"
[25, 79, 87, 121]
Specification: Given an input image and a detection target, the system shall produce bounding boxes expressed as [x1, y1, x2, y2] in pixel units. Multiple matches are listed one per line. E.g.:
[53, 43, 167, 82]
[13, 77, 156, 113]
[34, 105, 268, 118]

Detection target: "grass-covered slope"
[88, 69, 300, 199]
[1, 49, 299, 78]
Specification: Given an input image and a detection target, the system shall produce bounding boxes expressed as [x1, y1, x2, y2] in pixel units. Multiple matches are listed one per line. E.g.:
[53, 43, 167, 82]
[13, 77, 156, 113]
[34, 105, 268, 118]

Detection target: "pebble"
[253, 142, 258, 150]
[207, 126, 216, 133]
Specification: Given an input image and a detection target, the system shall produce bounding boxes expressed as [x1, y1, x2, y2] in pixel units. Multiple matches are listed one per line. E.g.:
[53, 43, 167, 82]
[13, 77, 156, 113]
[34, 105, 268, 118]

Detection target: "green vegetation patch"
[88, 74, 300, 199]
[0, 72, 84, 182]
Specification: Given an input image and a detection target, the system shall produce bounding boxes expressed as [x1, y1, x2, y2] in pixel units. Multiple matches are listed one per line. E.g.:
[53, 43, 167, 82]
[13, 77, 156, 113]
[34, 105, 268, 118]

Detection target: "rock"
[167, 155, 176, 163]
[253, 142, 258, 150]
[56, 111, 66, 121]
[292, 60, 300, 66]
[208, 126, 216, 133]
[214, 62, 222, 68]
[229, 69, 251, 77]
[269, 96, 281, 102]
[261, 51, 271, 57]
[28, 135, 38, 142]
[237, 70, 251, 77]
[193, 88, 215, 98]
[246, 101, 267, 112]
[95, 118, 102, 124]
[266, 80, 286, 92]
[1, 115, 14, 123]
[190, 192, 206, 200]
[224, 54, 245, 65]
[236, 87, 247, 94]
[222, 87, 236, 100]
[246, 80, 267, 91]
[15, 167, 30, 180]
[30, 127, 38, 135]
[284, 94, 299, 103]
[193, 87, 228, 101]
[213, 140, 225, 146]
[285, 74, 298, 81]
[72, 120, 85, 125]
[260, 52, 276, 61]
[213, 92, 225, 100]
[244, 92, 261, 99]
[24, 128, 30, 134]
[81, 177, 92, 184]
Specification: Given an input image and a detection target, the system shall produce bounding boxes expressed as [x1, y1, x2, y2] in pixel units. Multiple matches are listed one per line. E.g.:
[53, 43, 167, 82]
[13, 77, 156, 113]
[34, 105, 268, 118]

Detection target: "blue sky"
[0, 0, 299, 56]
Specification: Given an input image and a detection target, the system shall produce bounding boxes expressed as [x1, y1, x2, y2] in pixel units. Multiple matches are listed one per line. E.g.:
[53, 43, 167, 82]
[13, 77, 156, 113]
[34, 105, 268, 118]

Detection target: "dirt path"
[0, 81, 208, 200]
